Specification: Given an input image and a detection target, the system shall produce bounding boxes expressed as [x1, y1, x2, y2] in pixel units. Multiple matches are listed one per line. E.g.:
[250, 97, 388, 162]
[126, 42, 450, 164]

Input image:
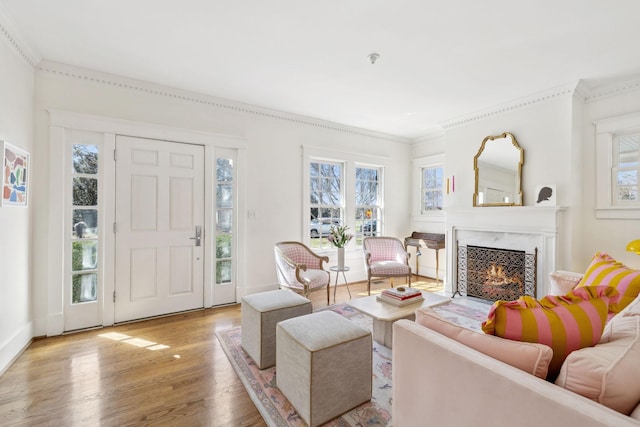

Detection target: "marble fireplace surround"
[445, 207, 565, 299]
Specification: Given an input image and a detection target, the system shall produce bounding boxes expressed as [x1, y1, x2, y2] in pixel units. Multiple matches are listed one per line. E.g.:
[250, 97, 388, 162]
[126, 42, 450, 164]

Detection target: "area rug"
[216, 299, 490, 426]
[431, 297, 492, 332]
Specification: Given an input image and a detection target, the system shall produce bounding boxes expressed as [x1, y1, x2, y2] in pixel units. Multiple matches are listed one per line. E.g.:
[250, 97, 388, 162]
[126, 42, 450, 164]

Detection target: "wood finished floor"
[0, 276, 440, 426]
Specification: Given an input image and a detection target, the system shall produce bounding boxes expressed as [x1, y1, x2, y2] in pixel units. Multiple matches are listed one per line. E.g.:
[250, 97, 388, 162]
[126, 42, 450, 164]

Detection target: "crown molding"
[0, 6, 40, 68]
[573, 79, 592, 101]
[439, 82, 579, 130]
[582, 76, 640, 104]
[37, 60, 410, 144]
[411, 128, 445, 145]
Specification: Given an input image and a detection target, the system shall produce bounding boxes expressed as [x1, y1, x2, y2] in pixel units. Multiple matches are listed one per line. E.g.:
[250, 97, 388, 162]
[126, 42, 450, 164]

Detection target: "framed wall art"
[535, 184, 556, 207]
[2, 141, 30, 207]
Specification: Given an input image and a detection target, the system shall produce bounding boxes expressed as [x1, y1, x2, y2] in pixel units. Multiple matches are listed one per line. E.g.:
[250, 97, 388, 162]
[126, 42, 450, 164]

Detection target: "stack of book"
[376, 287, 424, 306]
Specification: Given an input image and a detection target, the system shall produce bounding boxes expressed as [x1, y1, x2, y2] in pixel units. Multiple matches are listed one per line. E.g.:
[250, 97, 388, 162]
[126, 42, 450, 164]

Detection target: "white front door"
[114, 135, 205, 323]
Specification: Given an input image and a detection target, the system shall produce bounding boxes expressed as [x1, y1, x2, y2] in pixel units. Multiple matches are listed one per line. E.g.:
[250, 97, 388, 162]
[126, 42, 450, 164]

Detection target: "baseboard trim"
[0, 321, 34, 377]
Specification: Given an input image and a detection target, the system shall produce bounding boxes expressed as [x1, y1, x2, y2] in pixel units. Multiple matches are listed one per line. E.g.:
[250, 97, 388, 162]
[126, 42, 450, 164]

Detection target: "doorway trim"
[47, 109, 247, 336]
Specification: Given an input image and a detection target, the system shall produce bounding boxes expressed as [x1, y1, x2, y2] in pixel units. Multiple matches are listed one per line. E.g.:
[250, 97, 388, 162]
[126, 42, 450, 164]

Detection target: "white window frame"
[594, 112, 640, 219]
[413, 154, 445, 221]
[302, 146, 388, 253]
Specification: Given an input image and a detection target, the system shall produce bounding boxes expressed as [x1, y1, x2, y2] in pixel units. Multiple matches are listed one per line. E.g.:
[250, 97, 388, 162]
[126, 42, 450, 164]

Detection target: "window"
[71, 144, 99, 304]
[309, 161, 343, 250]
[613, 133, 639, 203]
[303, 147, 387, 251]
[355, 166, 382, 243]
[60, 128, 109, 332]
[595, 113, 640, 219]
[215, 156, 234, 285]
[422, 165, 443, 212]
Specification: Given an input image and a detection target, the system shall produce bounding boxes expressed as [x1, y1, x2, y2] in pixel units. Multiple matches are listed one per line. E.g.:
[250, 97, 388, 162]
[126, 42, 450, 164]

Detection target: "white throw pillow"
[548, 270, 583, 296]
[555, 314, 640, 415]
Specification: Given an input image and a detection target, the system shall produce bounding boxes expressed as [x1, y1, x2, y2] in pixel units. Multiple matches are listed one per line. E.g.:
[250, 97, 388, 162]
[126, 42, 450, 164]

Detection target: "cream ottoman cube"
[241, 289, 312, 369]
[276, 310, 372, 427]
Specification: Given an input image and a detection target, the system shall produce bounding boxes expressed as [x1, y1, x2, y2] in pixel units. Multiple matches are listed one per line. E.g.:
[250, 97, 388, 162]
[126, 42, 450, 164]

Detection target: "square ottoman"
[276, 310, 372, 427]
[241, 289, 312, 369]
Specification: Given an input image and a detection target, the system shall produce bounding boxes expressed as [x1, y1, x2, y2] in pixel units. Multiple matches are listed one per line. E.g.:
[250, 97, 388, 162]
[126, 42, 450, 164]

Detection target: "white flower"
[329, 225, 353, 248]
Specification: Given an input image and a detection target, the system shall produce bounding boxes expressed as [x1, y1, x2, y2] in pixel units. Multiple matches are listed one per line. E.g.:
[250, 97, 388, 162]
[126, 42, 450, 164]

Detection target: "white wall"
[0, 34, 34, 373]
[411, 81, 640, 287]
[411, 87, 577, 282]
[31, 62, 413, 336]
[446, 89, 576, 275]
[408, 134, 446, 280]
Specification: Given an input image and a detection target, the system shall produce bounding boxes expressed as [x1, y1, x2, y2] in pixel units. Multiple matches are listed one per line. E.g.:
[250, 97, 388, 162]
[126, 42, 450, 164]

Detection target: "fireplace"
[457, 244, 537, 301]
[446, 207, 564, 299]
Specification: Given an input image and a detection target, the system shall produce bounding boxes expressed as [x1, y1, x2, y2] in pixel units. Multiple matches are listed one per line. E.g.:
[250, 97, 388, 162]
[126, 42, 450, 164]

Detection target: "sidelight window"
[71, 144, 99, 303]
[215, 156, 234, 284]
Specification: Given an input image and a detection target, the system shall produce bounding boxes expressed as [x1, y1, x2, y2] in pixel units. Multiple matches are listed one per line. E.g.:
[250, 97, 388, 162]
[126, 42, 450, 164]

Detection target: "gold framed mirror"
[473, 132, 524, 207]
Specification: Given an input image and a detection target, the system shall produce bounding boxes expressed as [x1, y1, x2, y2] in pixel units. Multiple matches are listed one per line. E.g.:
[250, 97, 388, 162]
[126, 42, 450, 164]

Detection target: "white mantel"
[445, 207, 565, 299]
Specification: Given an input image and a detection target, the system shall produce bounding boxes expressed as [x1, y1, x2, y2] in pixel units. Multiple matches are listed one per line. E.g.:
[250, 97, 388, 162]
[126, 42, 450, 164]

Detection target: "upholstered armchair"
[274, 241, 331, 304]
[363, 236, 412, 295]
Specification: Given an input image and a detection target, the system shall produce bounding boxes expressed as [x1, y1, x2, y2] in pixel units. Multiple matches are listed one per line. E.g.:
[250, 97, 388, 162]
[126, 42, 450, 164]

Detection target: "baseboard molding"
[47, 311, 64, 337]
[235, 284, 280, 300]
[414, 266, 446, 282]
[0, 321, 34, 376]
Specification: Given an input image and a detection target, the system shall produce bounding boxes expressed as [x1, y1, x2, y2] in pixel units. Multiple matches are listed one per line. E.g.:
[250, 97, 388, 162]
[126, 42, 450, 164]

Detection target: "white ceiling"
[3, 0, 640, 139]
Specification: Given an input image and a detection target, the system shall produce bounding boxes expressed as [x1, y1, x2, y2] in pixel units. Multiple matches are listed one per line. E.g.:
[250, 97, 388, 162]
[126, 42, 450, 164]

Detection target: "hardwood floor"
[0, 276, 439, 426]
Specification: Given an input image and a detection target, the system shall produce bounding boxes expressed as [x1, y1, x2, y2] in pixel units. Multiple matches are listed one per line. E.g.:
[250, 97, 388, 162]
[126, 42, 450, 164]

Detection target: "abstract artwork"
[2, 141, 29, 207]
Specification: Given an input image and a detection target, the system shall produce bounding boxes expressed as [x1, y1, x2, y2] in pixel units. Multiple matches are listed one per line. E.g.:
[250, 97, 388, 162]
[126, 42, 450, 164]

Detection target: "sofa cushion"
[549, 270, 583, 296]
[631, 403, 640, 421]
[416, 308, 552, 378]
[576, 252, 640, 314]
[555, 314, 640, 415]
[482, 286, 617, 378]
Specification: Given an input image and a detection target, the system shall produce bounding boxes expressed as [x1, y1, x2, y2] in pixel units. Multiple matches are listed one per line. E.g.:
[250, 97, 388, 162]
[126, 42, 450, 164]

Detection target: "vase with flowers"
[328, 224, 353, 270]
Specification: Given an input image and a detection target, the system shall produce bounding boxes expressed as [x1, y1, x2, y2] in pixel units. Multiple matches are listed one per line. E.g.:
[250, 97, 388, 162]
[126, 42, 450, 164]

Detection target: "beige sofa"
[392, 317, 640, 427]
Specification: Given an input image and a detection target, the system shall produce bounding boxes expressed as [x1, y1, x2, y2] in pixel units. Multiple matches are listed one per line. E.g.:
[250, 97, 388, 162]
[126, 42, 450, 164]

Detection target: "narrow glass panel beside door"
[215, 157, 234, 288]
[70, 144, 99, 306]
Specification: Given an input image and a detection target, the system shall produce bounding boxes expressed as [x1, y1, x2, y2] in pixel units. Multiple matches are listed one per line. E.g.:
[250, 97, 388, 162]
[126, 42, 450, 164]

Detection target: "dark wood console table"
[404, 232, 446, 284]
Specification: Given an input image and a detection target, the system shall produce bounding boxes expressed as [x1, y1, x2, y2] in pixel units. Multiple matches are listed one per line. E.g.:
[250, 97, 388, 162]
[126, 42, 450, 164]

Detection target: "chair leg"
[326, 284, 330, 305]
[390, 278, 394, 288]
[368, 278, 371, 295]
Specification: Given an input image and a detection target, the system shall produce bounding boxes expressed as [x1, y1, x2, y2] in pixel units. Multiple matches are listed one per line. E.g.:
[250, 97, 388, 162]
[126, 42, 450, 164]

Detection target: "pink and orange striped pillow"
[575, 252, 640, 314]
[481, 286, 618, 379]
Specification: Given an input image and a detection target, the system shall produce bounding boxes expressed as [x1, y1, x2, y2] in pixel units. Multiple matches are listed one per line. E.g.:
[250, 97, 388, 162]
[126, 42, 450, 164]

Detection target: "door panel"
[115, 135, 204, 323]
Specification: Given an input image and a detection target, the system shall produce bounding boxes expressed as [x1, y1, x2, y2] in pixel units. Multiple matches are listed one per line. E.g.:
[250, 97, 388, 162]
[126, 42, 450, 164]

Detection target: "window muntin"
[422, 166, 444, 213]
[613, 133, 639, 204]
[309, 161, 343, 249]
[355, 166, 382, 244]
[71, 144, 99, 304]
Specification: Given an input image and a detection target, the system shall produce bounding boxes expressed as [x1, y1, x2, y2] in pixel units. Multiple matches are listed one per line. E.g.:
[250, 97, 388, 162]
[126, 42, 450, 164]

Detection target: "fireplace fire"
[457, 244, 537, 301]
